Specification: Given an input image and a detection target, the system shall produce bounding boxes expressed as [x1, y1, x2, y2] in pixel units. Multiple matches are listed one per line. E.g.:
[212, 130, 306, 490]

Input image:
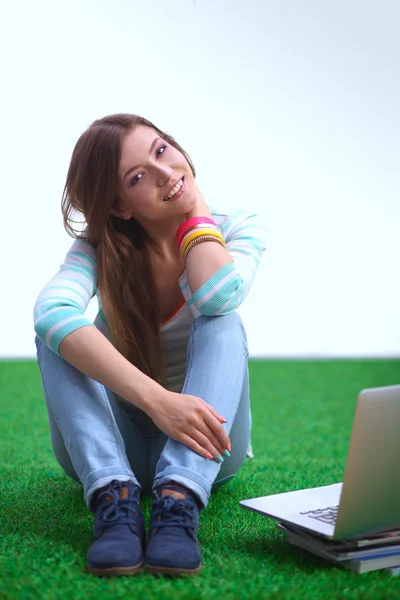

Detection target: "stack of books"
[277, 523, 400, 574]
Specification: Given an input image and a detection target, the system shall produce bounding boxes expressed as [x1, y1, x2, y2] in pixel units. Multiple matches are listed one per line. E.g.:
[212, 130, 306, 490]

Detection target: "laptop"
[240, 385, 400, 540]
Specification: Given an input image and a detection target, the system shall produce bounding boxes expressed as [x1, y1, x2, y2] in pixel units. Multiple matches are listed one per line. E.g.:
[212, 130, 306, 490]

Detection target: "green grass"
[1, 359, 400, 599]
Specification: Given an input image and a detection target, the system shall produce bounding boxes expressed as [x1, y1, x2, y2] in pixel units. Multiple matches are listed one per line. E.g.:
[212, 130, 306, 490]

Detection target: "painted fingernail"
[223, 449, 231, 457]
[205, 452, 213, 460]
[216, 455, 224, 463]
[227, 442, 232, 452]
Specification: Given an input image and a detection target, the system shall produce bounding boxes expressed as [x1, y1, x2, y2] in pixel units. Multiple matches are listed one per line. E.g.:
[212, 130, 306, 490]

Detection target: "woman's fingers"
[197, 398, 231, 452]
[179, 433, 214, 460]
[191, 428, 225, 460]
[156, 392, 231, 458]
[204, 403, 227, 424]
[203, 410, 231, 452]
[193, 420, 227, 457]
[180, 430, 226, 462]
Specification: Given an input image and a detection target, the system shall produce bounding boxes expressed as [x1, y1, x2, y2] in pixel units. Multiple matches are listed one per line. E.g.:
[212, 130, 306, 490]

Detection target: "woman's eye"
[130, 173, 143, 187]
[156, 144, 167, 157]
[129, 145, 167, 186]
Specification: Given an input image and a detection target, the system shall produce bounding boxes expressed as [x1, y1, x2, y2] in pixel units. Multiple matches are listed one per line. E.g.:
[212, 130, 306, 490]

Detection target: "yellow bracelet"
[183, 235, 225, 260]
[181, 228, 225, 256]
[181, 227, 223, 252]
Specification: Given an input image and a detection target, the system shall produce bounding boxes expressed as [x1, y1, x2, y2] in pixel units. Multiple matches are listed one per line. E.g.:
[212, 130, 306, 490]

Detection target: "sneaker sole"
[87, 561, 144, 577]
[144, 562, 202, 577]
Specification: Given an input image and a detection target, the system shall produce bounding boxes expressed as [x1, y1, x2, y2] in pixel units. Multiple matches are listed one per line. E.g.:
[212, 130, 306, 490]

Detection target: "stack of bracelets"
[176, 217, 226, 260]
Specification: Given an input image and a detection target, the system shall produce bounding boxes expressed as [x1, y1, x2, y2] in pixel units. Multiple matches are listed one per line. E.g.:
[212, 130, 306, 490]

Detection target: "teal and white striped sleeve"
[33, 238, 98, 354]
[184, 210, 267, 316]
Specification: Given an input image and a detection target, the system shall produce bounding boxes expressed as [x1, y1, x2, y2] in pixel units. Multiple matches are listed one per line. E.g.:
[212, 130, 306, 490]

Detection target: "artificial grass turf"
[0, 359, 400, 600]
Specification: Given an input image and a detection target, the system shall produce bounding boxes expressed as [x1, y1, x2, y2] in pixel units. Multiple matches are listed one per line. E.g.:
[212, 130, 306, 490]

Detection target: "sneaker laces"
[151, 495, 197, 536]
[95, 481, 139, 530]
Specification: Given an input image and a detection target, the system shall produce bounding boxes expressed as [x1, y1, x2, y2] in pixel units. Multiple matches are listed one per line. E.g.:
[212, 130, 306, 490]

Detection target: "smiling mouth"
[164, 176, 185, 201]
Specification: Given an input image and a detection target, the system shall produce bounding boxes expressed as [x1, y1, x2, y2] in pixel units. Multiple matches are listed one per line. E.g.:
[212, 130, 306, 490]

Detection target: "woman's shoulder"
[64, 235, 98, 267]
[210, 206, 264, 236]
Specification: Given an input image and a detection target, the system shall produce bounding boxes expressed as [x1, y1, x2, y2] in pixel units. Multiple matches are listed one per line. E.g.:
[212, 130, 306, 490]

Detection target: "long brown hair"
[62, 114, 195, 383]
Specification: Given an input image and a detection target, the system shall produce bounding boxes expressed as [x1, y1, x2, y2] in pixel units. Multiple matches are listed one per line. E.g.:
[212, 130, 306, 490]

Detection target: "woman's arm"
[183, 196, 267, 315]
[58, 325, 163, 412]
[184, 193, 234, 288]
[34, 239, 230, 458]
[34, 238, 98, 353]
[33, 238, 157, 408]
[59, 326, 230, 458]
[61, 325, 230, 459]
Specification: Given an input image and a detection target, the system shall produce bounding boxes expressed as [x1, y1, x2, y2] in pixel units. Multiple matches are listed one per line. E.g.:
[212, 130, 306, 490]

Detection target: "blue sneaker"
[87, 480, 145, 576]
[144, 483, 202, 576]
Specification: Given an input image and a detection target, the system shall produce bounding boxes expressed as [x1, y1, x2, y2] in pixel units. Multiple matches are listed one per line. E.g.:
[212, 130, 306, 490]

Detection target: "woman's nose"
[155, 164, 174, 186]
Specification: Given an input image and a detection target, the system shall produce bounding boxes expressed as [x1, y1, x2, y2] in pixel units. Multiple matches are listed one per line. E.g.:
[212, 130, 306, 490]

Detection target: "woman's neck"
[141, 215, 186, 260]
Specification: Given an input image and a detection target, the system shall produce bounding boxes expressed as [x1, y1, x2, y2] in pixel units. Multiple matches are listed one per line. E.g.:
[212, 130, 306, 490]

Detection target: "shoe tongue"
[161, 488, 187, 500]
[120, 486, 129, 500]
[106, 485, 129, 503]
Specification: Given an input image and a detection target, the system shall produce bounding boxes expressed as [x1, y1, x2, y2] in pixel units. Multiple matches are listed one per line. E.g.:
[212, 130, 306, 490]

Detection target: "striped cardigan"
[34, 208, 267, 383]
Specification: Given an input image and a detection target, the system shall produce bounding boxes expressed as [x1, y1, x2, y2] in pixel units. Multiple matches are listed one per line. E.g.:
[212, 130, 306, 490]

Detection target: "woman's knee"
[192, 312, 248, 353]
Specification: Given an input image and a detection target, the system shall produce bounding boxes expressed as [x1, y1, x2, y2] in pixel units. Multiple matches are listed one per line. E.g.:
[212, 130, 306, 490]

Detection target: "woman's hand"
[148, 389, 231, 460]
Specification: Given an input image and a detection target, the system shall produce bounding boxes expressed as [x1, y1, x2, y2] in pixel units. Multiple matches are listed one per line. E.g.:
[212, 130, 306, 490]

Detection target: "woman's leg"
[153, 312, 250, 507]
[35, 335, 148, 507]
[212, 362, 250, 491]
[144, 312, 250, 575]
[35, 335, 164, 575]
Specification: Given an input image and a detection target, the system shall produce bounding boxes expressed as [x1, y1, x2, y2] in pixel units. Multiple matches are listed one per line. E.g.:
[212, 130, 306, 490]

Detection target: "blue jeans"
[35, 313, 250, 509]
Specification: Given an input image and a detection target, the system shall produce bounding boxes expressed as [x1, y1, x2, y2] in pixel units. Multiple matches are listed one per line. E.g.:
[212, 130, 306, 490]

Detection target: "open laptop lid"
[334, 385, 400, 539]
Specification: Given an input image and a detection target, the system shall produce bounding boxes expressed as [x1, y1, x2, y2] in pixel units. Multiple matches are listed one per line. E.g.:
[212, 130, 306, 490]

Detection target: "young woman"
[34, 114, 266, 577]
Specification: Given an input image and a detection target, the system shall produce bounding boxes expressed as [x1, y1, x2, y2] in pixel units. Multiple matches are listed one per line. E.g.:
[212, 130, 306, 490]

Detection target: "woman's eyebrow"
[124, 137, 161, 180]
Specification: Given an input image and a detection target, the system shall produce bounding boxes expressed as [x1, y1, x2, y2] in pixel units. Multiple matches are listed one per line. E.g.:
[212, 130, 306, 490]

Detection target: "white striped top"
[34, 207, 267, 392]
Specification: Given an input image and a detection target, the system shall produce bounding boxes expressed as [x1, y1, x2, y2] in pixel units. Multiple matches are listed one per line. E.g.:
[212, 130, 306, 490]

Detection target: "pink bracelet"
[176, 217, 217, 246]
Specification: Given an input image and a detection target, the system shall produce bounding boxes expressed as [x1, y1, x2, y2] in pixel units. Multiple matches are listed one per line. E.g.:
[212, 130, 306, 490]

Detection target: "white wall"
[1, 0, 399, 358]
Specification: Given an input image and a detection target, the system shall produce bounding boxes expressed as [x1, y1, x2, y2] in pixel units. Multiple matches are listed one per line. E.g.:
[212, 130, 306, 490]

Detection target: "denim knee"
[191, 313, 248, 355]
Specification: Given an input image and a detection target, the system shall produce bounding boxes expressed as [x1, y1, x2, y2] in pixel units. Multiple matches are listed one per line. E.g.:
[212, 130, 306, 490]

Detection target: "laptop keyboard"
[299, 505, 339, 525]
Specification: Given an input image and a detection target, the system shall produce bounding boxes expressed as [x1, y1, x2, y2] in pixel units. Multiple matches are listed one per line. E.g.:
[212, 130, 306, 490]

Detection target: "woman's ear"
[110, 200, 132, 220]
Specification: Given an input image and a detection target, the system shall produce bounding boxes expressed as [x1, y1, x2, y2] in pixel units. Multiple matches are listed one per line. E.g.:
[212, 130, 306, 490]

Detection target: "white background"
[1, 0, 399, 358]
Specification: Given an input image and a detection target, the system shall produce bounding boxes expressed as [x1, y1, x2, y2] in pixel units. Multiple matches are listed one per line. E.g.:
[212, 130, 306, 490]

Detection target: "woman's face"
[116, 125, 196, 223]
